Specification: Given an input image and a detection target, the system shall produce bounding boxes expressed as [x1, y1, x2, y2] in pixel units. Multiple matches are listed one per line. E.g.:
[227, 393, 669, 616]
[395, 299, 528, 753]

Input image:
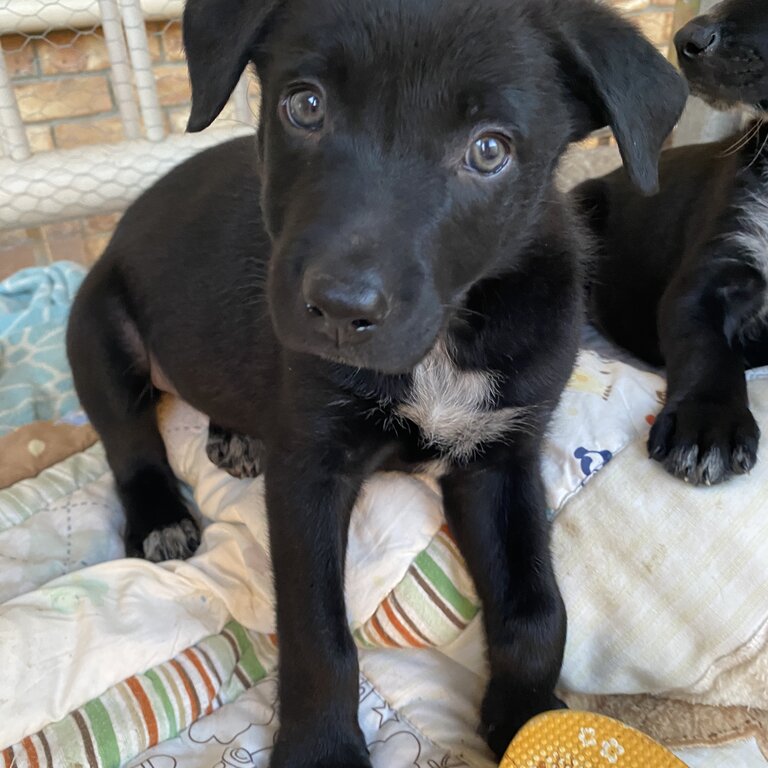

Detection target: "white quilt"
[2, 346, 768, 766]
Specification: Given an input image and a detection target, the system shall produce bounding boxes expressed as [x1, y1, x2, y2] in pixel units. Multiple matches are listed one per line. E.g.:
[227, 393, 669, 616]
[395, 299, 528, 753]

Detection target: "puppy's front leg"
[266, 443, 372, 768]
[441, 449, 566, 760]
[651, 259, 763, 485]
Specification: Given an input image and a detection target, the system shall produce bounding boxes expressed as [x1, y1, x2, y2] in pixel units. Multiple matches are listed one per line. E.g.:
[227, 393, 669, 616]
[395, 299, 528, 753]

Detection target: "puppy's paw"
[648, 398, 760, 486]
[206, 423, 265, 479]
[481, 681, 567, 760]
[271, 734, 372, 768]
[142, 518, 201, 562]
[127, 516, 201, 562]
[271, 757, 371, 768]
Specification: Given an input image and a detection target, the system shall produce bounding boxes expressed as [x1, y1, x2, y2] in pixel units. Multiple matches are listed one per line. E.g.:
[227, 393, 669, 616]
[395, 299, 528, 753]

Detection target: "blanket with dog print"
[0, 263, 767, 768]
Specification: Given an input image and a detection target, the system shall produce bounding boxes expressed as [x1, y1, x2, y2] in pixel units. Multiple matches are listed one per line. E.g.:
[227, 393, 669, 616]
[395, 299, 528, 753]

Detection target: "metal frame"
[0, 0, 744, 231]
[0, 44, 31, 161]
[0, 1, 257, 230]
[0, 127, 252, 229]
[0, 1, 184, 35]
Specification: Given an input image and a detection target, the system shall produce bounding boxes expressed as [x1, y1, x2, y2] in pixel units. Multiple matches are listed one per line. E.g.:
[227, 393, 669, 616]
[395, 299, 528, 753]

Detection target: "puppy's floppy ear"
[549, 0, 688, 194]
[183, 0, 282, 132]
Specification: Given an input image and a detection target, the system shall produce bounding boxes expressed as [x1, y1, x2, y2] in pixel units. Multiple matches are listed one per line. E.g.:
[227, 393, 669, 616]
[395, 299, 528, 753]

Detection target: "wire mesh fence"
[0, 0, 262, 152]
[0, 0, 259, 276]
[0, 0, 721, 279]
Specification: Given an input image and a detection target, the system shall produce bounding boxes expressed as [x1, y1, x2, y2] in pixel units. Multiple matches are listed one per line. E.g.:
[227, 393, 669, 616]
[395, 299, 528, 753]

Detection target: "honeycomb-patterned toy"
[499, 710, 688, 768]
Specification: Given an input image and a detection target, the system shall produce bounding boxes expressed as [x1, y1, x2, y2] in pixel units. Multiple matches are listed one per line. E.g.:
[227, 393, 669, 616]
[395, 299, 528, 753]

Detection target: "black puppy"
[66, 1, 684, 764]
[576, 0, 768, 487]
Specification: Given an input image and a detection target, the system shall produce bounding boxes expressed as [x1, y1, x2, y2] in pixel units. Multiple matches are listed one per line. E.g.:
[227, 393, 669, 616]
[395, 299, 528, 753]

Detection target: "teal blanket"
[0, 261, 86, 436]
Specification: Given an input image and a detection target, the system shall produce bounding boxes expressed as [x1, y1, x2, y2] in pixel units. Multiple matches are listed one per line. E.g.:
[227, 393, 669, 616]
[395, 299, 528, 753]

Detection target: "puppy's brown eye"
[284, 87, 325, 131]
[466, 133, 512, 175]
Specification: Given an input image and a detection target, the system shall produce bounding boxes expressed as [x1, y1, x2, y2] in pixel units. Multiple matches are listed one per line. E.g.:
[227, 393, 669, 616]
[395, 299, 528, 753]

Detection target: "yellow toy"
[500, 710, 688, 767]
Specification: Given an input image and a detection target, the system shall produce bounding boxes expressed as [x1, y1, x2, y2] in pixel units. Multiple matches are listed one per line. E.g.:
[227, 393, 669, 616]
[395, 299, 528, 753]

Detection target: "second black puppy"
[67, 0, 684, 765]
[578, 0, 768, 486]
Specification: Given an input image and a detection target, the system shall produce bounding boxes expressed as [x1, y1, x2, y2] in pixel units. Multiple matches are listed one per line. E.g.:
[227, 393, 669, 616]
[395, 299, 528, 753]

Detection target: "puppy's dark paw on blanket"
[121, 465, 202, 561]
[271, 733, 372, 768]
[649, 399, 760, 485]
[206, 423, 265, 478]
[481, 683, 567, 760]
[134, 518, 201, 562]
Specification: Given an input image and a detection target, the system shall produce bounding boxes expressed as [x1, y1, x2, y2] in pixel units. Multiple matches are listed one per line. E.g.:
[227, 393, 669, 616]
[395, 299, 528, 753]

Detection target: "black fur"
[66, 1, 685, 764]
[576, 0, 768, 486]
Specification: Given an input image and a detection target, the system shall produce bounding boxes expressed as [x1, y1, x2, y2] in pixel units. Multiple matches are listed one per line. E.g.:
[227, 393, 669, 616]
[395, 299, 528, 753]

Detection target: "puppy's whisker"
[442, 303, 487, 320]
[719, 120, 762, 157]
[207, 117, 261, 132]
[727, 121, 761, 153]
[746, 128, 768, 169]
[238, 280, 269, 292]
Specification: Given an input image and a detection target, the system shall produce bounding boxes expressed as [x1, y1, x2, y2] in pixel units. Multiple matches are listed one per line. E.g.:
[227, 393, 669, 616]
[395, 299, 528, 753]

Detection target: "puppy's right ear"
[183, 0, 282, 132]
[548, 0, 688, 195]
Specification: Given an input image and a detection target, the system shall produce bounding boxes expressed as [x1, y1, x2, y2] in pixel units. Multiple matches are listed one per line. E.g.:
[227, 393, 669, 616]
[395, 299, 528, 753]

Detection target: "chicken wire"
[0, 0, 735, 267]
[0, 0, 258, 238]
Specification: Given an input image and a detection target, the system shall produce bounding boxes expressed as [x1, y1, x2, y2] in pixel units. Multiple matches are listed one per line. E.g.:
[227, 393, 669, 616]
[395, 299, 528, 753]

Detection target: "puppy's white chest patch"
[396, 341, 531, 461]
[735, 178, 768, 278]
[733, 176, 768, 322]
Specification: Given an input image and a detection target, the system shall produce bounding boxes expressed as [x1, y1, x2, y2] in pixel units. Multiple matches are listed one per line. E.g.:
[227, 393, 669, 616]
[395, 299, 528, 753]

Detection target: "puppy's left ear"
[183, 0, 283, 132]
[550, 1, 688, 194]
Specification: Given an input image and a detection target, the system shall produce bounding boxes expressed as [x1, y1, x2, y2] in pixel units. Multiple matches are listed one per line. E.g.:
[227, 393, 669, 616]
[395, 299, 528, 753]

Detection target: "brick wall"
[0, 1, 689, 279]
[0, 16, 261, 279]
[2, 20, 191, 152]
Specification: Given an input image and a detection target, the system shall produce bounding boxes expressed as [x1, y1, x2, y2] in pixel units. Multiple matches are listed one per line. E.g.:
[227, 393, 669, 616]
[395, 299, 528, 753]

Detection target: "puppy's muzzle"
[302, 268, 390, 347]
[675, 18, 721, 61]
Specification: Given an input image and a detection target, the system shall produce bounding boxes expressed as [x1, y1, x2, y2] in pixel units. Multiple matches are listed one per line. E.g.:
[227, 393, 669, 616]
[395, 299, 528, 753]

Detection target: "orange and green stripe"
[356, 528, 479, 649]
[6, 523, 482, 767]
[4, 621, 274, 768]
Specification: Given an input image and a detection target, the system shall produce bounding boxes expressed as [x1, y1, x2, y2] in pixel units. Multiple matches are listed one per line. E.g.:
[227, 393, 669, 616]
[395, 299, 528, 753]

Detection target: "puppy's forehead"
[714, 0, 766, 26]
[270, 0, 547, 109]
[712, 0, 768, 46]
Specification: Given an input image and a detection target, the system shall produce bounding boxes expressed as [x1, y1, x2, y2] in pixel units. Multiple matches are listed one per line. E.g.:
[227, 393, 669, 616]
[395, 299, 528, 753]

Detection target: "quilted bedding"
[1, 262, 767, 768]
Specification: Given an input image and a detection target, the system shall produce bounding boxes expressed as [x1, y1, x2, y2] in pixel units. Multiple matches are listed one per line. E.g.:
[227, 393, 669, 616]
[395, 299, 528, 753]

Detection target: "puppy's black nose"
[302, 269, 389, 345]
[675, 19, 721, 59]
